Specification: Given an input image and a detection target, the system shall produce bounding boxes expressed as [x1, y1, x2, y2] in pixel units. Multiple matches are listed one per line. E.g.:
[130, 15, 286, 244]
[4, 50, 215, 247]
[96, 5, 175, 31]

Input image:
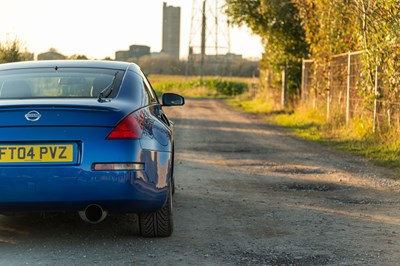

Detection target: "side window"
[141, 73, 159, 104]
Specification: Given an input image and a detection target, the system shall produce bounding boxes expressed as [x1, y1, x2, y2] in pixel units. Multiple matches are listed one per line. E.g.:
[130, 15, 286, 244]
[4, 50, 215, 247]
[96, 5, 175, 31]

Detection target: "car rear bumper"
[0, 169, 169, 213]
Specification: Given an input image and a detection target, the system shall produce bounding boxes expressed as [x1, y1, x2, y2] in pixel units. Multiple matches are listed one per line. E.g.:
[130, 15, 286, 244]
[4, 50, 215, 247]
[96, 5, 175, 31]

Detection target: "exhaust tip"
[79, 204, 107, 224]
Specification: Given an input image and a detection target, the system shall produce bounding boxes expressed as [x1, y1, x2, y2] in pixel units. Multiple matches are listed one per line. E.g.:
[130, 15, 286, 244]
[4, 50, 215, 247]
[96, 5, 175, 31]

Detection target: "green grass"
[227, 97, 274, 114]
[228, 95, 400, 178]
[324, 136, 400, 171]
[148, 75, 254, 98]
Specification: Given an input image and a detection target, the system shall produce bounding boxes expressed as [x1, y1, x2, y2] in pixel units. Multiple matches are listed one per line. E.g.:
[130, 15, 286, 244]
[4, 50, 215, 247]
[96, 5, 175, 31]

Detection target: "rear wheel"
[138, 185, 173, 237]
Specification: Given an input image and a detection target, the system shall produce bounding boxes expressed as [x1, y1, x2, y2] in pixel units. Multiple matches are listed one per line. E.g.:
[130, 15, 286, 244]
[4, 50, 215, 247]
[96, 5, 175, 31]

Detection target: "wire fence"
[301, 51, 400, 134]
[259, 66, 301, 110]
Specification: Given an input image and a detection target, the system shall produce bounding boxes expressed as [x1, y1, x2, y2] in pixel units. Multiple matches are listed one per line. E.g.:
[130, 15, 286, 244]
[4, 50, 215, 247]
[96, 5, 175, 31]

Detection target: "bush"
[0, 38, 30, 63]
[202, 79, 248, 96]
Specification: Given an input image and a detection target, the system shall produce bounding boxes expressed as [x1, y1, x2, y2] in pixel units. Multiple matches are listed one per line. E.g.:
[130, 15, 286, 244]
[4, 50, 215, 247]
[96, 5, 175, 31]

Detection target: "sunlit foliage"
[225, 0, 400, 102]
[0, 38, 30, 63]
[224, 0, 308, 94]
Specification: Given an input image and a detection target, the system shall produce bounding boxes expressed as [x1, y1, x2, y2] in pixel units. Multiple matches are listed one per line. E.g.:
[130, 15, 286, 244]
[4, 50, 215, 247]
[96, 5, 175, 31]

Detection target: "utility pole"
[200, 0, 206, 78]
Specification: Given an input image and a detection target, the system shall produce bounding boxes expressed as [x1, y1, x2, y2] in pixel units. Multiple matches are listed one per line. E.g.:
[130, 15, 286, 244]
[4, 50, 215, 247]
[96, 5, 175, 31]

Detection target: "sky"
[0, 0, 263, 60]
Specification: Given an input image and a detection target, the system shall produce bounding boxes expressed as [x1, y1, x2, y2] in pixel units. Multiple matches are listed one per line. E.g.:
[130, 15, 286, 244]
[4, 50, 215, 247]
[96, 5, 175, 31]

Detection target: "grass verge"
[228, 96, 400, 178]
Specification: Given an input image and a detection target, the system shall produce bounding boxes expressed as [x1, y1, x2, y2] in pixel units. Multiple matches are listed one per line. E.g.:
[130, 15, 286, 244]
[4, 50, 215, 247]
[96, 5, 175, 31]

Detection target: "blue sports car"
[0, 60, 184, 237]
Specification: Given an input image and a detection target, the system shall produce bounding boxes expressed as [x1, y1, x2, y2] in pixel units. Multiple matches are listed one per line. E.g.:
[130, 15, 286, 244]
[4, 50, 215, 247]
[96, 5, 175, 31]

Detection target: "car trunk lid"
[0, 99, 127, 127]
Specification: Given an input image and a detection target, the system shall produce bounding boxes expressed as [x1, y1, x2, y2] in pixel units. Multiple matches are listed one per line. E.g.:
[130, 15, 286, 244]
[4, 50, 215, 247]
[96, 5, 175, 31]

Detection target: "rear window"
[0, 68, 125, 99]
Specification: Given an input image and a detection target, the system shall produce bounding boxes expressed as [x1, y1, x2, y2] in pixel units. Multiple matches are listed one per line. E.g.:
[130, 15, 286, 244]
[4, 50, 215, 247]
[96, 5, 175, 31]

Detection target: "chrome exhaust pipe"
[78, 204, 108, 224]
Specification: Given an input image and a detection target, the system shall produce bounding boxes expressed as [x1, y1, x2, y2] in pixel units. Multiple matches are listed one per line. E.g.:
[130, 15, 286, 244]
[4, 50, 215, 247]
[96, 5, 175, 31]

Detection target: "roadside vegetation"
[148, 72, 400, 176]
[149, 75, 252, 98]
[0, 38, 32, 63]
[222, 1, 400, 177]
[228, 93, 400, 177]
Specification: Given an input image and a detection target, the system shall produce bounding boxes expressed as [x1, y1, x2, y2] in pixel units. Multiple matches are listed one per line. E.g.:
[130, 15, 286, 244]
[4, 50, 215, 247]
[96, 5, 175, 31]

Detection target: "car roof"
[0, 60, 141, 73]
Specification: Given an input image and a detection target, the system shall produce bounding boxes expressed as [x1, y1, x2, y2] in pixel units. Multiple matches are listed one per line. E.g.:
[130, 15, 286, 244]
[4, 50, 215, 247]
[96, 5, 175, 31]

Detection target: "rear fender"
[139, 108, 172, 152]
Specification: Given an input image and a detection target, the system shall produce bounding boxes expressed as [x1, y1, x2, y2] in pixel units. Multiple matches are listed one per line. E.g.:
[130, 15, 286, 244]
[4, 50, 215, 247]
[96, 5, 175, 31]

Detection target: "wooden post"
[327, 61, 332, 121]
[346, 51, 351, 125]
[301, 59, 305, 102]
[313, 65, 317, 109]
[373, 66, 378, 133]
[281, 64, 287, 109]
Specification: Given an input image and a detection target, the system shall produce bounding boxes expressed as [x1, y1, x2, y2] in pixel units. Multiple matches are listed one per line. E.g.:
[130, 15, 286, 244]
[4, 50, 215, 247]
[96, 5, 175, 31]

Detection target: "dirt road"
[1, 98, 399, 265]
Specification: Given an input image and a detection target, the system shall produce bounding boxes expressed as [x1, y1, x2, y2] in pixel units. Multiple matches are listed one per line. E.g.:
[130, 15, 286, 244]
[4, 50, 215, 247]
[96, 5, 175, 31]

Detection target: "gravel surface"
[1, 98, 399, 265]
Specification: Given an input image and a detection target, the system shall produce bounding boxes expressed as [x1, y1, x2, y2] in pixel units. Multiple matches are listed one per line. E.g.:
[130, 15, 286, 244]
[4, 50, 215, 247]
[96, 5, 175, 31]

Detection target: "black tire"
[139, 186, 173, 237]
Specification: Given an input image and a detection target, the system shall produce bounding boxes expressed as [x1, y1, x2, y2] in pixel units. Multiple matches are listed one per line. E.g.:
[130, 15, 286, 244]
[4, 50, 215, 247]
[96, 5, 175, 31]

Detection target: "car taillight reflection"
[92, 163, 144, 171]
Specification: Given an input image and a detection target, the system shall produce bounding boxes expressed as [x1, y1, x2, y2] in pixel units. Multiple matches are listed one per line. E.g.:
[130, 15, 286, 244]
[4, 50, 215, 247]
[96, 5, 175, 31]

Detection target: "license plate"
[0, 144, 74, 163]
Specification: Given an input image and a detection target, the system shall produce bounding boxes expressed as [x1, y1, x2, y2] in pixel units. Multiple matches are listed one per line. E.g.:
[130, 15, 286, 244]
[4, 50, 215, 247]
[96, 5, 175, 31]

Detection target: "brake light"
[107, 112, 143, 139]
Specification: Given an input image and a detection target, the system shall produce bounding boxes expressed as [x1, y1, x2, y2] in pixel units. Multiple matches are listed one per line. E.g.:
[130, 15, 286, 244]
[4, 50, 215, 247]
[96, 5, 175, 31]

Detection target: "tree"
[294, 0, 360, 58]
[224, 0, 308, 94]
[0, 38, 29, 63]
[352, 0, 400, 101]
[69, 54, 89, 60]
[294, 0, 400, 101]
[139, 54, 185, 75]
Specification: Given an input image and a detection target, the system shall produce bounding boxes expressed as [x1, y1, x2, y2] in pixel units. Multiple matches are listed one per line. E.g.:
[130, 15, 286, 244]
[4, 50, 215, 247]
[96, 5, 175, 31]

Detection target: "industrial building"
[115, 45, 150, 62]
[162, 2, 181, 60]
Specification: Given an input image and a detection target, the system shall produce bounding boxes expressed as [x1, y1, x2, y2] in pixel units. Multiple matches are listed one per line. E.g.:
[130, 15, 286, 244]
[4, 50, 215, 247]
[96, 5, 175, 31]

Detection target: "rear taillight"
[106, 111, 143, 139]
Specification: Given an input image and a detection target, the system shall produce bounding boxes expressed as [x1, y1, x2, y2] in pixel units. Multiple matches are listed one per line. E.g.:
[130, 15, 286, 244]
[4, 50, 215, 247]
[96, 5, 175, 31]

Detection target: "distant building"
[129, 45, 150, 58]
[37, 49, 66, 60]
[115, 50, 130, 61]
[162, 2, 181, 60]
[115, 45, 150, 62]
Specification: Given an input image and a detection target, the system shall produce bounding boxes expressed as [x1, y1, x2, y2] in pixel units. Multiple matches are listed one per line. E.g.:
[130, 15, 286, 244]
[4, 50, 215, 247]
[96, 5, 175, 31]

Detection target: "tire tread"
[139, 189, 173, 237]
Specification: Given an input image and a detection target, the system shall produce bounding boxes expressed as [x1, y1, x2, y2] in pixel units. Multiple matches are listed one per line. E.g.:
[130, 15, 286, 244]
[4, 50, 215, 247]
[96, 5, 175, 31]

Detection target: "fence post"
[373, 66, 378, 133]
[327, 61, 331, 121]
[346, 51, 351, 125]
[281, 64, 287, 109]
[301, 59, 305, 102]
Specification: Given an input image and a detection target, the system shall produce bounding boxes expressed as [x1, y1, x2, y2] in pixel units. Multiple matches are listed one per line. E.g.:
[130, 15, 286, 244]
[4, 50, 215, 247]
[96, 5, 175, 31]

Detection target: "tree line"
[0, 40, 92, 63]
[224, 0, 400, 102]
[0, 39, 258, 77]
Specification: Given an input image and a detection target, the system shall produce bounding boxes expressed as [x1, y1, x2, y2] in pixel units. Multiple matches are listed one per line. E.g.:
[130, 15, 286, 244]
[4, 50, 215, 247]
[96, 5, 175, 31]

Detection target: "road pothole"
[215, 148, 254, 153]
[280, 182, 341, 192]
[272, 165, 326, 175]
[328, 197, 384, 205]
[192, 145, 256, 153]
[227, 250, 332, 266]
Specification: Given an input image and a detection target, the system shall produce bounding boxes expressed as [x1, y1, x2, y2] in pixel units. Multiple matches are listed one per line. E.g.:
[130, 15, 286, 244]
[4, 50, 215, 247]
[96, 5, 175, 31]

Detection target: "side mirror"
[162, 93, 185, 106]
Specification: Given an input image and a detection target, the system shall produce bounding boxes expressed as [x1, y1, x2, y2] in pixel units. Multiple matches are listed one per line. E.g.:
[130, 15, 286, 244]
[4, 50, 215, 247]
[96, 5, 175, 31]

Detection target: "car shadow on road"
[0, 212, 141, 245]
